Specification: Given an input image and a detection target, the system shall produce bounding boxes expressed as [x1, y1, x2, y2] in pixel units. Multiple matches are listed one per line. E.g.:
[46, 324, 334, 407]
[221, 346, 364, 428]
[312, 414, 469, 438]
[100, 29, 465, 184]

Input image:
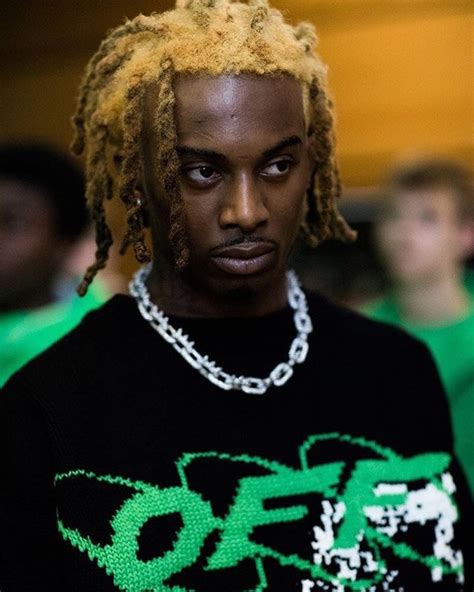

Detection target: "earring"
[133, 190, 150, 227]
[133, 189, 145, 208]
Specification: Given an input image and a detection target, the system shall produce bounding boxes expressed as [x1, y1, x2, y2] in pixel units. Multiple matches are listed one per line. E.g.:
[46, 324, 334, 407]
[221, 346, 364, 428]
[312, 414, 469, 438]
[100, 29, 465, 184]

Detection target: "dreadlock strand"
[74, 15, 173, 282]
[250, 0, 269, 32]
[305, 78, 355, 245]
[79, 15, 170, 262]
[71, 15, 169, 155]
[77, 128, 114, 295]
[325, 160, 357, 244]
[71, 33, 128, 155]
[77, 198, 113, 296]
[152, 61, 177, 188]
[188, 0, 211, 28]
[300, 167, 320, 246]
[332, 210, 358, 242]
[152, 60, 189, 268]
[294, 22, 317, 54]
[318, 167, 336, 238]
[301, 82, 333, 243]
[117, 76, 151, 263]
[328, 168, 357, 242]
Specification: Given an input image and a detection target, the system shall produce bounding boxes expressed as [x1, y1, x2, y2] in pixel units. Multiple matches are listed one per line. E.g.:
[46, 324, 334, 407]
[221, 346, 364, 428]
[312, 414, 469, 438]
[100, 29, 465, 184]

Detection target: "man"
[365, 159, 474, 497]
[0, 2, 471, 590]
[0, 143, 108, 386]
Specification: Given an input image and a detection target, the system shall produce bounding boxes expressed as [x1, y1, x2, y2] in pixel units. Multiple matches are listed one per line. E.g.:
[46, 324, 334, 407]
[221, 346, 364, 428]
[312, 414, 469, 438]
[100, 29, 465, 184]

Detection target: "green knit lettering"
[207, 462, 343, 570]
[55, 434, 463, 591]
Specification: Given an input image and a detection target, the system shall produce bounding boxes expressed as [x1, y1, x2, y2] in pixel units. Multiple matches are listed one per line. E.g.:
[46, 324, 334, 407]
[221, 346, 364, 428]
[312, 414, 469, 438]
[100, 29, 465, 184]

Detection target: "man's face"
[375, 187, 467, 285]
[0, 178, 67, 308]
[142, 74, 312, 298]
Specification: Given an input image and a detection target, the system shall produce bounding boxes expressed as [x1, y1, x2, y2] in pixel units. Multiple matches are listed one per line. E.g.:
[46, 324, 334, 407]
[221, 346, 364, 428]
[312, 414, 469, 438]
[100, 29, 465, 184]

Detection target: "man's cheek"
[187, 207, 219, 239]
[281, 205, 304, 236]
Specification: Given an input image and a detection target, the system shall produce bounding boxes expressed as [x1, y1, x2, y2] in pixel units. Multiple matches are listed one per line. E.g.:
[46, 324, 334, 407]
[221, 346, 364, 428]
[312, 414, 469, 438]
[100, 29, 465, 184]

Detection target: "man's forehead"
[144, 73, 306, 134]
[173, 73, 303, 98]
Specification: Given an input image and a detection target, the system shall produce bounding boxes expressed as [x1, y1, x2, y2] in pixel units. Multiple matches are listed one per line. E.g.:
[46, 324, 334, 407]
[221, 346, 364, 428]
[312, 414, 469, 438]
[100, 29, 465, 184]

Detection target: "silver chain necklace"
[129, 264, 312, 395]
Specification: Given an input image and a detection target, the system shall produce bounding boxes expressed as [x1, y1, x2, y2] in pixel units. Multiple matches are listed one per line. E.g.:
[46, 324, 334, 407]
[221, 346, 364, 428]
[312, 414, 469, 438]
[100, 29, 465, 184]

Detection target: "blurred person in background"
[290, 221, 386, 309]
[0, 143, 109, 386]
[365, 158, 474, 496]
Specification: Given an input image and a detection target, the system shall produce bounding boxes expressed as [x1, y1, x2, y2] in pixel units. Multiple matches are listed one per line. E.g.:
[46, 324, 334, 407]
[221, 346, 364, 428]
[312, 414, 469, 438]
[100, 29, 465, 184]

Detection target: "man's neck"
[146, 264, 289, 318]
[394, 273, 470, 325]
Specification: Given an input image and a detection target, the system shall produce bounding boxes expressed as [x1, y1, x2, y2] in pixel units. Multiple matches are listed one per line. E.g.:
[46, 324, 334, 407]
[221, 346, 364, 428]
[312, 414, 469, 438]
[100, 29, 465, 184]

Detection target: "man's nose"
[219, 173, 269, 232]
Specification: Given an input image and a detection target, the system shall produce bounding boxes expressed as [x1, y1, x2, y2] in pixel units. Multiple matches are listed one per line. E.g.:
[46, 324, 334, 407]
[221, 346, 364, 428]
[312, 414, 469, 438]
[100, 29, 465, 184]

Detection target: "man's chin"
[211, 264, 283, 296]
[183, 259, 287, 306]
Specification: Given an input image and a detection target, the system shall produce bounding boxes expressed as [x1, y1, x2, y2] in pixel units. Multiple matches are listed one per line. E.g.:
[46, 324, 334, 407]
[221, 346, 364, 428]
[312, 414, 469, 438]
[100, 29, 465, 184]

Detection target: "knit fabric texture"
[0, 291, 472, 591]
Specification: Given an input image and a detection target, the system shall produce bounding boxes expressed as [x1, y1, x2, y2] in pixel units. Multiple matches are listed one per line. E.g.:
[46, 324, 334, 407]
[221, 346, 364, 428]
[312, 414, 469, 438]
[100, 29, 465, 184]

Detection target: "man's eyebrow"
[176, 146, 224, 160]
[175, 135, 303, 161]
[262, 136, 303, 159]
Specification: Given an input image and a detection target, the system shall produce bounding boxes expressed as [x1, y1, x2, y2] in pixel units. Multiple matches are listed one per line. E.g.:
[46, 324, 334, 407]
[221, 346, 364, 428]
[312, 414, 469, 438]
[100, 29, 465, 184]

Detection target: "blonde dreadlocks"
[72, 0, 356, 295]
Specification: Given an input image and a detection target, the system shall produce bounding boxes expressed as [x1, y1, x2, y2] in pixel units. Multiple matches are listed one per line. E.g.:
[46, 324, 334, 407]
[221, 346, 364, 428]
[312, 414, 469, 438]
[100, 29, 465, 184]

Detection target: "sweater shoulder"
[306, 292, 452, 447]
[1, 295, 137, 396]
[306, 290, 427, 356]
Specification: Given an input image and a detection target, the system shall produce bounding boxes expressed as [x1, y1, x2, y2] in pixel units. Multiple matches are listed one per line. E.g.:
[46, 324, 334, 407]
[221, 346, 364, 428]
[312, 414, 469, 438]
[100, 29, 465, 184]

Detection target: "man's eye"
[261, 160, 292, 178]
[183, 166, 220, 184]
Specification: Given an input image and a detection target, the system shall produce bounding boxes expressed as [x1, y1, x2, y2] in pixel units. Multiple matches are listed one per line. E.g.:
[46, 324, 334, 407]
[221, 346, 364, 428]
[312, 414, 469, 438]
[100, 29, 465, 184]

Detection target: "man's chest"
[52, 385, 465, 591]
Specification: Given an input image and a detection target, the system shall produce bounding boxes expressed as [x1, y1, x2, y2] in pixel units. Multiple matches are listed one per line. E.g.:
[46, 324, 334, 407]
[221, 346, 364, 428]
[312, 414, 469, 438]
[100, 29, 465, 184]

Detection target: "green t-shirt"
[0, 282, 108, 388]
[364, 275, 474, 496]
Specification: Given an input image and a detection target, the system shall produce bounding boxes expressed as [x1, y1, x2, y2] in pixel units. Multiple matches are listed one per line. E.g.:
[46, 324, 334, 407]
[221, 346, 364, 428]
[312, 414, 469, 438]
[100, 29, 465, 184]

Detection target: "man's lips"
[211, 242, 275, 259]
[210, 242, 276, 275]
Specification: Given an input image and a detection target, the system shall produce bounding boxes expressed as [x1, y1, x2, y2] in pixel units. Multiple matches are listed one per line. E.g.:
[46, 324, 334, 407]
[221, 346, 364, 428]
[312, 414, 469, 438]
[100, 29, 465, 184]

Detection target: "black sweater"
[0, 292, 472, 591]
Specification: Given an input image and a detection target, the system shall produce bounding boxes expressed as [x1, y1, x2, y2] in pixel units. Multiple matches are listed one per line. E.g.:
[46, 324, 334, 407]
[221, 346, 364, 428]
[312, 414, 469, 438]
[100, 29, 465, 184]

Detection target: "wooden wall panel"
[319, 9, 473, 185]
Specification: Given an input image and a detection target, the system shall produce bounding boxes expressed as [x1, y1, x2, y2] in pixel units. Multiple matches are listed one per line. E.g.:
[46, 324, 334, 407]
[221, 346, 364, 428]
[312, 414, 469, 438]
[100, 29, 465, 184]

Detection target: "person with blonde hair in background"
[366, 158, 474, 497]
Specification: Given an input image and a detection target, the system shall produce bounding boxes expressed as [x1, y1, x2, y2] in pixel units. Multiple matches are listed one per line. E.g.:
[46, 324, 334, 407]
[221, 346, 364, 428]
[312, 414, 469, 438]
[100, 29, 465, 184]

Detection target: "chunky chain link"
[129, 265, 312, 395]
